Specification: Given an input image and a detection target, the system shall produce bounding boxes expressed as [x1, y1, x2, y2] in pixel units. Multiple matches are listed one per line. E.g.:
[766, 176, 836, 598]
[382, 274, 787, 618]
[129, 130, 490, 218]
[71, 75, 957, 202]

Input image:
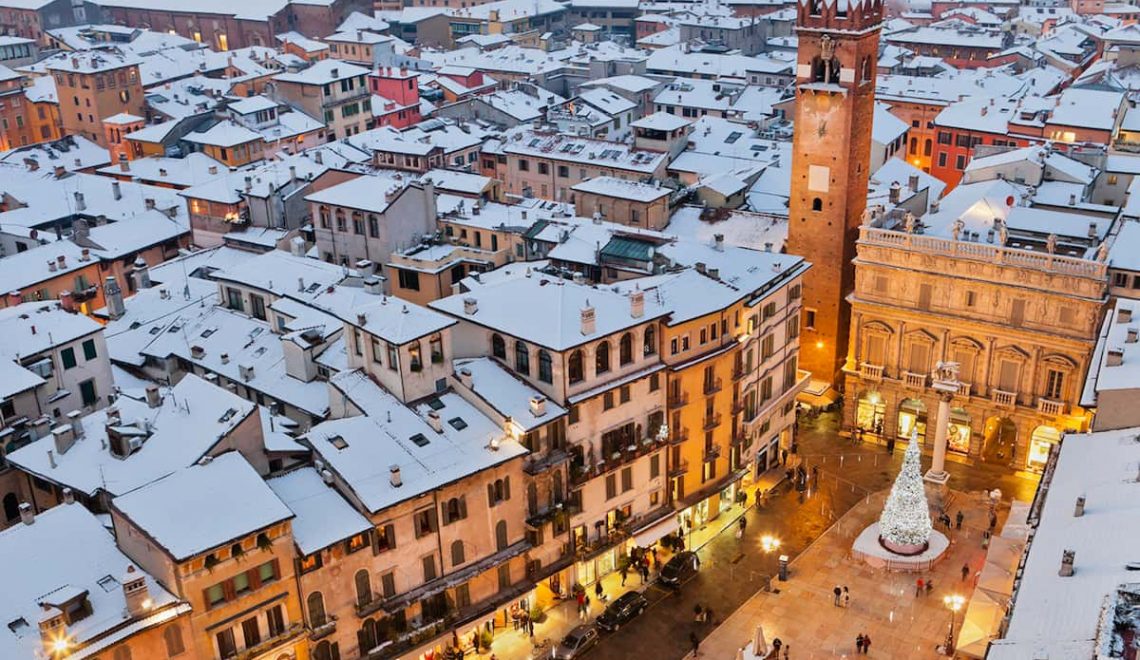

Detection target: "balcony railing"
[667, 391, 689, 409]
[1037, 397, 1066, 416]
[903, 371, 927, 389]
[702, 412, 722, 430]
[703, 377, 723, 395]
[992, 389, 1017, 408]
[668, 459, 689, 477]
[860, 363, 884, 381]
[669, 427, 689, 445]
[308, 618, 337, 641]
[957, 381, 972, 397]
[731, 399, 745, 414]
[703, 445, 721, 462]
[732, 365, 747, 381]
[237, 623, 306, 660]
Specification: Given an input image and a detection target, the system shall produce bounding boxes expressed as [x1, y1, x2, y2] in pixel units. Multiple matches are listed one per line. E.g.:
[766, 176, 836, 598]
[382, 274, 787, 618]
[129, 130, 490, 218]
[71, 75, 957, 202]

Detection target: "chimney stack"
[1059, 549, 1075, 577]
[122, 565, 151, 618]
[59, 290, 75, 313]
[389, 465, 402, 488]
[19, 502, 33, 525]
[1074, 495, 1085, 517]
[145, 384, 161, 408]
[105, 277, 126, 320]
[889, 181, 901, 204]
[529, 395, 546, 417]
[463, 297, 478, 315]
[908, 174, 920, 192]
[51, 424, 76, 455]
[426, 411, 443, 433]
[713, 233, 725, 252]
[1119, 307, 1133, 323]
[630, 290, 644, 318]
[62, 488, 74, 505]
[1107, 347, 1124, 367]
[119, 153, 130, 172]
[457, 368, 472, 389]
[580, 304, 596, 335]
[290, 236, 305, 257]
[112, 180, 122, 200]
[73, 192, 85, 211]
[132, 259, 151, 290]
[67, 410, 84, 439]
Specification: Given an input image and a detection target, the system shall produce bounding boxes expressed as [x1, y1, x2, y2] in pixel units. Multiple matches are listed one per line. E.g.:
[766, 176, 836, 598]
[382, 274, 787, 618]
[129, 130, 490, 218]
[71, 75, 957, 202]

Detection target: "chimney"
[289, 165, 297, 181]
[244, 176, 252, 193]
[331, 67, 339, 78]
[314, 150, 323, 165]
[105, 277, 126, 320]
[1068, 193, 1077, 206]
[290, 236, 305, 257]
[67, 410, 84, 439]
[122, 565, 151, 618]
[630, 290, 645, 318]
[112, 180, 121, 200]
[73, 192, 85, 211]
[695, 262, 706, 275]
[208, 165, 218, 175]
[158, 168, 167, 178]
[119, 153, 129, 172]
[1128, 327, 1139, 344]
[1059, 549, 1075, 577]
[1107, 347, 1124, 367]
[708, 267, 720, 280]
[463, 297, 478, 315]
[908, 174, 920, 192]
[713, 233, 724, 252]
[54, 165, 66, 179]
[297, 277, 305, 292]
[764, 242, 773, 253]
[457, 368, 472, 388]
[30, 417, 50, 441]
[363, 277, 384, 295]
[59, 290, 75, 313]
[57, 255, 66, 270]
[1119, 307, 1133, 324]
[19, 502, 33, 525]
[426, 410, 443, 433]
[132, 259, 151, 290]
[529, 395, 546, 417]
[321, 469, 334, 485]
[889, 181, 901, 204]
[1088, 221, 1098, 239]
[580, 304, 596, 335]
[220, 353, 229, 365]
[144, 198, 155, 210]
[145, 384, 161, 408]
[80, 248, 90, 262]
[239, 364, 255, 381]
[47, 260, 57, 273]
[356, 312, 367, 326]
[389, 465, 402, 488]
[62, 488, 74, 505]
[1074, 495, 1085, 517]
[105, 406, 121, 426]
[51, 424, 76, 455]
[38, 605, 65, 656]
[931, 199, 940, 213]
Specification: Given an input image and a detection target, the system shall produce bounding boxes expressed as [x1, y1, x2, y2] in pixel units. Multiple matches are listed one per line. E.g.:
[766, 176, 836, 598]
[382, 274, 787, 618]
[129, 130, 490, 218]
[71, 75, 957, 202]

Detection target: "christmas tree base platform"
[852, 522, 950, 572]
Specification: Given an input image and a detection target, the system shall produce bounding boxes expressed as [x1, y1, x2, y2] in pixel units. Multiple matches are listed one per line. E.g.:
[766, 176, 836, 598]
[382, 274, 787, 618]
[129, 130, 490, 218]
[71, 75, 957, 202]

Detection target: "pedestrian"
[915, 578, 924, 597]
[811, 464, 820, 487]
[862, 633, 871, 654]
[594, 580, 603, 602]
[694, 604, 703, 623]
[955, 510, 964, 530]
[833, 585, 842, 606]
[652, 547, 659, 567]
[961, 563, 970, 581]
[843, 585, 850, 607]
[781, 448, 789, 466]
[528, 615, 535, 638]
[982, 529, 991, 549]
[641, 563, 649, 583]
[925, 578, 934, 597]
[689, 631, 700, 657]
[855, 634, 864, 653]
[621, 563, 628, 586]
[989, 512, 998, 531]
[738, 516, 747, 537]
[705, 606, 714, 625]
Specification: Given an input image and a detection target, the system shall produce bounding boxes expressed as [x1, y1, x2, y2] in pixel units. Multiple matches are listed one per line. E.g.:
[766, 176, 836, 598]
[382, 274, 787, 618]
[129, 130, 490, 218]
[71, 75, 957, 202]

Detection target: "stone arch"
[1028, 425, 1062, 471]
[981, 416, 1018, 464]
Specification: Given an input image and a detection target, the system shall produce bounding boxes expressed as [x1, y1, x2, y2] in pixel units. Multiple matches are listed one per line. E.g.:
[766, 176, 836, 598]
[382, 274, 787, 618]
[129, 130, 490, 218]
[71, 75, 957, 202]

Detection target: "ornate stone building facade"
[842, 223, 1106, 472]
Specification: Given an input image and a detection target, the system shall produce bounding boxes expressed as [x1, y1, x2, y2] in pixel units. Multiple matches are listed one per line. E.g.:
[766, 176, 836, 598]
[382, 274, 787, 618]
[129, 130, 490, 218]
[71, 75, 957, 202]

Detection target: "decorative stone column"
[924, 361, 959, 486]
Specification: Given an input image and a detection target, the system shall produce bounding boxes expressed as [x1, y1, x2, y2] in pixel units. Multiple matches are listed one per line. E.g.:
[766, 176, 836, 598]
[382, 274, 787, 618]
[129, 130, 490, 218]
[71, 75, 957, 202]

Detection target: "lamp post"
[943, 593, 965, 656]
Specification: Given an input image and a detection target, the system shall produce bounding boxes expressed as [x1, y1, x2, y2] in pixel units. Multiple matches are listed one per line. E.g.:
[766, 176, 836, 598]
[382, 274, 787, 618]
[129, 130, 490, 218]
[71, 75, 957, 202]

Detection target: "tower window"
[812, 198, 823, 212]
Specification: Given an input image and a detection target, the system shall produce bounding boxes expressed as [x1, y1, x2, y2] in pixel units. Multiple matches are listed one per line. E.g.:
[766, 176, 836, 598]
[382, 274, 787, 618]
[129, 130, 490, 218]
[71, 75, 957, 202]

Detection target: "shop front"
[755, 434, 780, 477]
[897, 398, 927, 441]
[1027, 425, 1061, 472]
[948, 407, 972, 454]
[855, 390, 886, 435]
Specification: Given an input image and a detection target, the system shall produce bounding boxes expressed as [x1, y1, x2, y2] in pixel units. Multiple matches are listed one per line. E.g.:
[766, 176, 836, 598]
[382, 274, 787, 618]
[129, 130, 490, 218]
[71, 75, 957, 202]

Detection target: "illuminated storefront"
[897, 398, 927, 441]
[1028, 425, 1061, 472]
[855, 391, 886, 433]
[948, 407, 971, 454]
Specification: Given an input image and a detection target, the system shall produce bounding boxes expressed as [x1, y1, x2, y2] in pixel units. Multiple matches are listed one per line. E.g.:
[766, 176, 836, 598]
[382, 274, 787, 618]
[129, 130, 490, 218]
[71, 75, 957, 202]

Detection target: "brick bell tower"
[785, 0, 883, 389]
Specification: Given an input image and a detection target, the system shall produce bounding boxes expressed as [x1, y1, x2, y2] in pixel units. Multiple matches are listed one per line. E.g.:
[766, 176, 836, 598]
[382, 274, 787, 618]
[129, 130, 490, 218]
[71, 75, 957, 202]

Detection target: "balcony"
[703, 445, 721, 462]
[702, 377, 723, 395]
[730, 432, 748, 447]
[237, 623, 306, 660]
[1037, 397, 1066, 416]
[668, 458, 690, 477]
[308, 618, 337, 642]
[903, 371, 927, 389]
[860, 363, 884, 381]
[667, 391, 689, 409]
[956, 381, 972, 397]
[992, 389, 1017, 409]
[702, 412, 722, 431]
[669, 427, 689, 445]
[732, 364, 747, 381]
[731, 399, 745, 414]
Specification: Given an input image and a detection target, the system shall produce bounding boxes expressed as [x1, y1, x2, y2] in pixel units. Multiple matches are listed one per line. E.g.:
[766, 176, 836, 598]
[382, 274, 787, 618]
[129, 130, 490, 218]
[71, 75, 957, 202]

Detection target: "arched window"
[515, 341, 530, 375]
[619, 333, 633, 366]
[2, 493, 18, 522]
[307, 592, 327, 628]
[495, 520, 509, 551]
[643, 326, 657, 355]
[568, 350, 584, 384]
[451, 539, 466, 566]
[596, 341, 610, 374]
[354, 570, 372, 607]
[492, 334, 506, 359]
[163, 625, 185, 657]
[909, 137, 918, 155]
[446, 497, 462, 522]
[112, 646, 132, 660]
[812, 197, 823, 212]
[538, 350, 553, 383]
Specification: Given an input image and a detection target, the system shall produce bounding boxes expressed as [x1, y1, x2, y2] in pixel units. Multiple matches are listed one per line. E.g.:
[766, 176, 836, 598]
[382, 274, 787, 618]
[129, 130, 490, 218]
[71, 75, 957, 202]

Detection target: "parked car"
[659, 551, 700, 587]
[595, 591, 649, 632]
[553, 624, 599, 659]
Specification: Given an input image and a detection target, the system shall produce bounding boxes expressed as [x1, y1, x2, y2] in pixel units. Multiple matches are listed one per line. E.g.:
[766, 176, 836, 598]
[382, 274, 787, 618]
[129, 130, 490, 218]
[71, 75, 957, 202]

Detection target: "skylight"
[448, 417, 468, 430]
[328, 435, 348, 450]
[410, 433, 430, 447]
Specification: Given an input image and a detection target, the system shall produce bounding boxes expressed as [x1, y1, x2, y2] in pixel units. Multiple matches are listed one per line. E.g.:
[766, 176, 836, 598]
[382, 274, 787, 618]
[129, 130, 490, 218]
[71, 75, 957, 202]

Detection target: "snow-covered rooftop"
[267, 467, 371, 555]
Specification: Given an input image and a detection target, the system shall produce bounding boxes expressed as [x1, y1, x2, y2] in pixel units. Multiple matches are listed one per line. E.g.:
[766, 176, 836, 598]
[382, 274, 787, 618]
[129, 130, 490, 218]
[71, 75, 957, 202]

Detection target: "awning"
[632, 514, 679, 547]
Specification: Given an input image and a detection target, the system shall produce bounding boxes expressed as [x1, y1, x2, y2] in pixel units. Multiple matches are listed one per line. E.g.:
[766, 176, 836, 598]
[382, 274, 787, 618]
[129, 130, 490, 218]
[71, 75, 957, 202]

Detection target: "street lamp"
[943, 593, 965, 656]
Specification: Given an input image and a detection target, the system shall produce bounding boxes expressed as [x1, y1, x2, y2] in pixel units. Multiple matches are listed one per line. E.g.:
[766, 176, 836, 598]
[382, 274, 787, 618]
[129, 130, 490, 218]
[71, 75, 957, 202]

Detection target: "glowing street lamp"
[760, 535, 781, 554]
[943, 593, 965, 656]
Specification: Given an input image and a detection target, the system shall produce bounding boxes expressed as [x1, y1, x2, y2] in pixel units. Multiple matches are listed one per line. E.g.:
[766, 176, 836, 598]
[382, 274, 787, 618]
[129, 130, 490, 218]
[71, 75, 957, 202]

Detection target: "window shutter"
[386, 524, 396, 549]
[504, 476, 511, 500]
[459, 496, 467, 519]
[222, 578, 236, 601]
[270, 558, 280, 581]
[440, 504, 450, 526]
[248, 567, 262, 590]
[488, 483, 495, 506]
[429, 508, 439, 533]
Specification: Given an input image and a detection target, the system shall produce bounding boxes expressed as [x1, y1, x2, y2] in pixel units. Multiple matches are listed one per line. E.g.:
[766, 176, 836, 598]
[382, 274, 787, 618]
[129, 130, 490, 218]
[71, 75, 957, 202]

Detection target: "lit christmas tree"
[879, 430, 933, 550]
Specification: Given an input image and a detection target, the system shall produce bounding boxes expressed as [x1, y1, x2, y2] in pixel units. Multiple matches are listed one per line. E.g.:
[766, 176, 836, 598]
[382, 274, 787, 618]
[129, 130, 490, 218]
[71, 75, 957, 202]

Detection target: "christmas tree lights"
[879, 430, 933, 553]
